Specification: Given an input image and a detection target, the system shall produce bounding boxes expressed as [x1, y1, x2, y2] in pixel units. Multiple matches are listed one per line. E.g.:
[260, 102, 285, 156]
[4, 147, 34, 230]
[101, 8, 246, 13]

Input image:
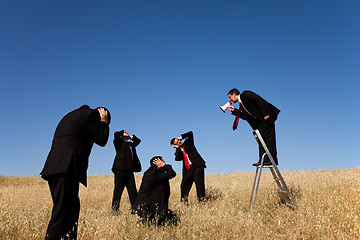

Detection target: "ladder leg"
[251, 166, 263, 212]
[269, 167, 285, 192]
[249, 153, 266, 212]
[252, 129, 297, 210]
[270, 165, 297, 208]
[269, 167, 291, 205]
[249, 167, 259, 210]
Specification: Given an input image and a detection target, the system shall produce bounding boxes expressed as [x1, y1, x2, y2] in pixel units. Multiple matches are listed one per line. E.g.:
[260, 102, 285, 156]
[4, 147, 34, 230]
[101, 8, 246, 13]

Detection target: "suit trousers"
[181, 166, 205, 202]
[112, 170, 137, 211]
[45, 174, 80, 240]
[257, 121, 278, 164]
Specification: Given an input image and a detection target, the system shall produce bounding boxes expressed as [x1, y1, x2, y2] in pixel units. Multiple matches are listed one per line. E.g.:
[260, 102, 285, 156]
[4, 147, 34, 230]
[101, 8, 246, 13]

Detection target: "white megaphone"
[220, 101, 231, 113]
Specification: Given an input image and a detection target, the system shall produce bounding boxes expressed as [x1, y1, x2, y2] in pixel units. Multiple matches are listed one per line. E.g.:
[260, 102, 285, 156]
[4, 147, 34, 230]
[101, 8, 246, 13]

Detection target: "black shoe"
[252, 161, 274, 166]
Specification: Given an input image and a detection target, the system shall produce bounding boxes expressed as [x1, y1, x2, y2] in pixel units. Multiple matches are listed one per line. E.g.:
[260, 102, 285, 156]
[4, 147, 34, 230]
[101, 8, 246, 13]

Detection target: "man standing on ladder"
[226, 89, 280, 166]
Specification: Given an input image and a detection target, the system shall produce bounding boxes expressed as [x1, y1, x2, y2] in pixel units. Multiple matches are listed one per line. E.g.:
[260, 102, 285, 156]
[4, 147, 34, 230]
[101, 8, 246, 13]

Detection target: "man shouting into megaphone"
[226, 88, 280, 166]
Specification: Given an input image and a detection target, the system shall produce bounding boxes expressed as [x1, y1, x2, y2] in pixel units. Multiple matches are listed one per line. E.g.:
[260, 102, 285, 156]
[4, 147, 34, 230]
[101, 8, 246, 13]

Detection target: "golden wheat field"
[1, 168, 359, 240]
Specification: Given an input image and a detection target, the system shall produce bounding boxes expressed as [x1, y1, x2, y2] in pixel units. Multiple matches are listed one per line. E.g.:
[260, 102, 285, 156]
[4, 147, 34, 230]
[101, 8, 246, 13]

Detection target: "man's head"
[119, 130, 129, 137]
[114, 130, 129, 140]
[227, 88, 240, 103]
[170, 137, 183, 148]
[150, 156, 165, 169]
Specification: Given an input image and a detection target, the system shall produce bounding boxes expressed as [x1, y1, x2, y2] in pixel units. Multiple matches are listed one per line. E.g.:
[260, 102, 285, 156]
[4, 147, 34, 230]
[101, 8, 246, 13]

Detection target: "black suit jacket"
[111, 135, 141, 173]
[40, 105, 110, 187]
[232, 90, 280, 128]
[174, 131, 206, 168]
[132, 164, 176, 216]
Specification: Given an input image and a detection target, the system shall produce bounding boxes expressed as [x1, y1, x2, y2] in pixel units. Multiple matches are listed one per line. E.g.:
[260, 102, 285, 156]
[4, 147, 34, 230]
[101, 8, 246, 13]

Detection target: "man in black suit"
[171, 131, 206, 203]
[227, 88, 280, 166]
[111, 130, 142, 213]
[40, 105, 110, 240]
[132, 156, 178, 226]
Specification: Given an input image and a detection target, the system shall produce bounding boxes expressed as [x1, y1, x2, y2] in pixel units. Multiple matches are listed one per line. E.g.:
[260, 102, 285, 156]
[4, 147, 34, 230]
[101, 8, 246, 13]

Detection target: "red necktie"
[232, 103, 242, 130]
[181, 147, 191, 170]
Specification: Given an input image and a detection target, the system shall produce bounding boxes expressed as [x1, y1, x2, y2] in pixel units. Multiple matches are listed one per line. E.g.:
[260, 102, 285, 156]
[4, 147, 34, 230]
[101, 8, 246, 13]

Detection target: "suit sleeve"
[86, 110, 110, 147]
[174, 148, 183, 161]
[113, 138, 124, 150]
[131, 135, 141, 147]
[231, 108, 247, 120]
[181, 131, 194, 144]
[155, 165, 176, 182]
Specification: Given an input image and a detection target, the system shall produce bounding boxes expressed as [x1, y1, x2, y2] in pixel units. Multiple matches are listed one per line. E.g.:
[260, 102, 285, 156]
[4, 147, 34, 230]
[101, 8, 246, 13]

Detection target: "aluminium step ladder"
[249, 129, 297, 212]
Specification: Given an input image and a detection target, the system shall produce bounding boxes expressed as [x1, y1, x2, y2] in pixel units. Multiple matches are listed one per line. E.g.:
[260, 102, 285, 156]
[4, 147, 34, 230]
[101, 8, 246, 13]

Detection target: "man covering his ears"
[132, 156, 178, 226]
[111, 130, 142, 213]
[41, 105, 110, 240]
[171, 131, 206, 203]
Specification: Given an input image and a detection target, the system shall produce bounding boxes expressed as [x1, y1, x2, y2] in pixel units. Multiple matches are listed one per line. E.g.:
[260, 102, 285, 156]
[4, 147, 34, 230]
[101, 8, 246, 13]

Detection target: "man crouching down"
[132, 156, 179, 226]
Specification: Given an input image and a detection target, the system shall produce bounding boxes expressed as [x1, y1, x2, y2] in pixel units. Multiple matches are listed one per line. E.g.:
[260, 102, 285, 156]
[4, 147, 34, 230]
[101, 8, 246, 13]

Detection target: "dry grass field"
[1, 168, 359, 239]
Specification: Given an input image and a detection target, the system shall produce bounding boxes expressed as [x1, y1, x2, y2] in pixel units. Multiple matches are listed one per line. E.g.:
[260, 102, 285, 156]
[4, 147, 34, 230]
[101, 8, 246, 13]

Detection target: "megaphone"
[220, 101, 231, 113]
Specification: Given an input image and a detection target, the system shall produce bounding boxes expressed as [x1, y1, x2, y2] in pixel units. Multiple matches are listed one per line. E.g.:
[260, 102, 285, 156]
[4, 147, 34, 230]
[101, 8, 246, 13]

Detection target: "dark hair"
[150, 156, 163, 167]
[95, 107, 111, 124]
[114, 130, 125, 139]
[170, 138, 176, 145]
[228, 88, 240, 95]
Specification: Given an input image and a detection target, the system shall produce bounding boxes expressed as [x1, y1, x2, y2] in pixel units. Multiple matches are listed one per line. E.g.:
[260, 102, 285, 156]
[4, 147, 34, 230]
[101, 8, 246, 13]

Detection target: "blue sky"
[1, 0, 359, 176]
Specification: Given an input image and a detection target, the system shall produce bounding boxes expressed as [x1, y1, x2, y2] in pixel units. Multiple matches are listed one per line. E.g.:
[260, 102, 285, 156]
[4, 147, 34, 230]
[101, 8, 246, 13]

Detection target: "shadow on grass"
[204, 186, 223, 202]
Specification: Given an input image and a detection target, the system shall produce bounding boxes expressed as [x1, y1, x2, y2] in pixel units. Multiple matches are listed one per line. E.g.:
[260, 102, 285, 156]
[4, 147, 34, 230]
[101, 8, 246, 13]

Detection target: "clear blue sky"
[1, 0, 359, 176]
